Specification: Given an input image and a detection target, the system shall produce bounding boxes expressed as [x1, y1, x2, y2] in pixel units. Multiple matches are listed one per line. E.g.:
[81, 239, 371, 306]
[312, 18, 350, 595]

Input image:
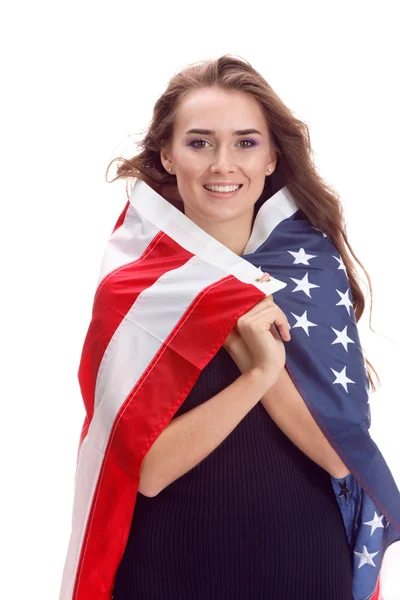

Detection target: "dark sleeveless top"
[112, 346, 353, 599]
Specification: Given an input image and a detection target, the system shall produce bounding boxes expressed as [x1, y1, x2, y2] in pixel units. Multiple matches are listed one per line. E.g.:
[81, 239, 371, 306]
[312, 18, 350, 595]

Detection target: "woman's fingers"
[254, 306, 291, 341]
[238, 299, 291, 342]
[255, 271, 271, 282]
[272, 306, 291, 341]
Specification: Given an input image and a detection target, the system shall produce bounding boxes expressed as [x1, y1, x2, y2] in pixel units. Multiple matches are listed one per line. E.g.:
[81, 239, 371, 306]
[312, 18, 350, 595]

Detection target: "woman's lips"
[203, 185, 243, 199]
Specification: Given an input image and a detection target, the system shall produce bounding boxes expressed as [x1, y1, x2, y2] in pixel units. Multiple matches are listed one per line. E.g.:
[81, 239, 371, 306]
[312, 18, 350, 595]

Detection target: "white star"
[354, 545, 379, 569]
[363, 512, 385, 536]
[290, 273, 320, 297]
[330, 366, 356, 393]
[335, 288, 353, 315]
[312, 226, 329, 238]
[333, 254, 347, 272]
[287, 248, 317, 265]
[331, 326, 355, 352]
[290, 310, 318, 337]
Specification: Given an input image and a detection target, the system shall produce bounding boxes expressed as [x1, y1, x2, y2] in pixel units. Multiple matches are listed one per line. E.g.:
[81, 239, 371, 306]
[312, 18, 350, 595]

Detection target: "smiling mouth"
[203, 184, 243, 191]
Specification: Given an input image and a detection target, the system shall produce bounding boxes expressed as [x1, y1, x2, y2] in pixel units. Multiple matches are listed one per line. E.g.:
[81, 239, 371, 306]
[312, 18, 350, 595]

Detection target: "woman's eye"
[238, 139, 255, 148]
[190, 139, 208, 149]
[189, 139, 256, 149]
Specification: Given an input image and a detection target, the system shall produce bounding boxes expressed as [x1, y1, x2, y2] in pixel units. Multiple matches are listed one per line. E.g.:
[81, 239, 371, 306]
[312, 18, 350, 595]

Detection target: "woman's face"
[160, 87, 276, 229]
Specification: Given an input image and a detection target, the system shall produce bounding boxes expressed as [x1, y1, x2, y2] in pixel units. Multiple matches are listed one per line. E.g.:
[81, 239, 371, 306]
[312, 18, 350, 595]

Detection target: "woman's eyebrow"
[185, 128, 262, 136]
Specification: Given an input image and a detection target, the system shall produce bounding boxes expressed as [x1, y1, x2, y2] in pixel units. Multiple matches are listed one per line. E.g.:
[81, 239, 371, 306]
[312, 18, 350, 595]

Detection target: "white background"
[2, 0, 399, 598]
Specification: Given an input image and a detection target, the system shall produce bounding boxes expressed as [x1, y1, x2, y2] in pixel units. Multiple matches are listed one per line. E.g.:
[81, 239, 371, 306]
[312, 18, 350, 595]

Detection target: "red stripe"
[111, 201, 129, 234]
[370, 575, 381, 600]
[77, 232, 193, 440]
[72, 274, 266, 599]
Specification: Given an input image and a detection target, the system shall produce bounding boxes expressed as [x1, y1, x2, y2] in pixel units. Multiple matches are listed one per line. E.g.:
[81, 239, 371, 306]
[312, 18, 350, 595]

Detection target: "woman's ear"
[160, 146, 172, 174]
[266, 158, 277, 176]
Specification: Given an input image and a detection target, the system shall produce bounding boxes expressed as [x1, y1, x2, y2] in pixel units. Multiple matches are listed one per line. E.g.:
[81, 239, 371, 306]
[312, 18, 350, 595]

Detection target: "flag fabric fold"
[59, 178, 399, 600]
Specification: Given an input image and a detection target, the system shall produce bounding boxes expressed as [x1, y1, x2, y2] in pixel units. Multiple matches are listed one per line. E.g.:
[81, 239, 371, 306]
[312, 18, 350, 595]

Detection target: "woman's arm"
[224, 331, 350, 479]
[139, 366, 276, 497]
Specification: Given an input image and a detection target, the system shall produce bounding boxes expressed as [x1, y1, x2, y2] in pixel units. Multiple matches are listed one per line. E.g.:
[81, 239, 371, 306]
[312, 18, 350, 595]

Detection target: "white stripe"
[96, 202, 161, 286]
[242, 186, 299, 255]
[59, 441, 105, 599]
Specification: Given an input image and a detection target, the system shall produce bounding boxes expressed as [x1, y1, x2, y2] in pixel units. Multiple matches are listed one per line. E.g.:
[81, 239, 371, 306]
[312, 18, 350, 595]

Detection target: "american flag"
[59, 179, 400, 600]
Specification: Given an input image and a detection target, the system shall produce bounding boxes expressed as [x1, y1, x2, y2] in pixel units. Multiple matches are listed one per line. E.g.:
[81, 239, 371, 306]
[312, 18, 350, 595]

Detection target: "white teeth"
[204, 185, 240, 192]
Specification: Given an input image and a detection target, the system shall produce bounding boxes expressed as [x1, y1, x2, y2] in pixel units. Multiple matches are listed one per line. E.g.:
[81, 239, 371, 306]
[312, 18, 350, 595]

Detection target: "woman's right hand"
[234, 274, 291, 386]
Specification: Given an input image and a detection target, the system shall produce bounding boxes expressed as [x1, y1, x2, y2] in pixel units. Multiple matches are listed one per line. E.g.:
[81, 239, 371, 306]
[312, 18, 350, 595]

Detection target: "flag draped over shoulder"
[59, 178, 400, 600]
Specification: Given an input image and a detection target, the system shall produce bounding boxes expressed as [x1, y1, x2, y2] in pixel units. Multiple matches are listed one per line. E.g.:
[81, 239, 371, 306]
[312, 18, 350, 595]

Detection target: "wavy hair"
[105, 53, 380, 391]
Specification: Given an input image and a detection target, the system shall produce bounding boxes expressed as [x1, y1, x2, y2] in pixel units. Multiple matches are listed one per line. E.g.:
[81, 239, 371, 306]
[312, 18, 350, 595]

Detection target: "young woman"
[106, 56, 377, 599]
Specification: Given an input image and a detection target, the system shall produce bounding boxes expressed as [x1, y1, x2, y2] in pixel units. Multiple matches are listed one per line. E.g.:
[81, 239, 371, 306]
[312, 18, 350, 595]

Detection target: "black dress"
[112, 346, 353, 599]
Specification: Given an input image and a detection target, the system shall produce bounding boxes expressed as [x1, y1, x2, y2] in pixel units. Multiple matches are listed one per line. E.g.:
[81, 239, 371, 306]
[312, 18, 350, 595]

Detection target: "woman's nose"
[210, 163, 237, 175]
[210, 149, 237, 173]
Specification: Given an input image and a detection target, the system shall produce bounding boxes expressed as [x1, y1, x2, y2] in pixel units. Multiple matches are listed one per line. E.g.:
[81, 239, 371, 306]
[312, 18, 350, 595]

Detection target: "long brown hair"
[105, 53, 380, 392]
